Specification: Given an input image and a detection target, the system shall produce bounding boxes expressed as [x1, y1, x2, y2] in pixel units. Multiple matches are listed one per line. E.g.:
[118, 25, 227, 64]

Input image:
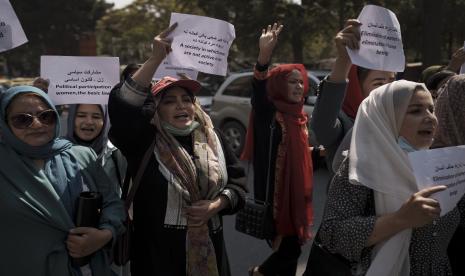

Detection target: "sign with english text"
[0, 0, 28, 53]
[409, 146, 465, 216]
[166, 13, 235, 76]
[41, 56, 119, 105]
[347, 5, 405, 72]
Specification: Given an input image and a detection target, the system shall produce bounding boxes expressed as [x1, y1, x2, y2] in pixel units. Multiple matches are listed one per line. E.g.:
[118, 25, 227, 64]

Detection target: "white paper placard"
[153, 60, 199, 80]
[408, 146, 465, 216]
[347, 5, 405, 72]
[460, 41, 465, 75]
[165, 13, 235, 76]
[41, 56, 119, 105]
[0, 0, 28, 53]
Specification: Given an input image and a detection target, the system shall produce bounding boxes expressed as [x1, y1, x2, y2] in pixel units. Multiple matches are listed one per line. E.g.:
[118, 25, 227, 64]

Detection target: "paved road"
[223, 164, 331, 276]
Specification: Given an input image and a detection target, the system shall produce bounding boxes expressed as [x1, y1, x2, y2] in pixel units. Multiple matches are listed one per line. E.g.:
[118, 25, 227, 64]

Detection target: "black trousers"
[259, 236, 302, 276]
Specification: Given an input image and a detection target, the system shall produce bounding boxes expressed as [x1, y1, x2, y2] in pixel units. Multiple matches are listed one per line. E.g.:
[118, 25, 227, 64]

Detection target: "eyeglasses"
[8, 109, 57, 129]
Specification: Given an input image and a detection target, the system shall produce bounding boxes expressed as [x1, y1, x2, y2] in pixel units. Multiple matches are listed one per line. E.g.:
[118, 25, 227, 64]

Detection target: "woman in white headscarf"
[318, 80, 465, 275]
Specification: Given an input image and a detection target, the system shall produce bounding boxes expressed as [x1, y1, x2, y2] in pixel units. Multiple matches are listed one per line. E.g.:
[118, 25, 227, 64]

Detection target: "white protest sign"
[166, 13, 235, 76]
[347, 5, 405, 72]
[460, 41, 465, 75]
[285, 0, 302, 5]
[41, 56, 119, 105]
[408, 146, 465, 216]
[0, 0, 28, 53]
[153, 60, 199, 80]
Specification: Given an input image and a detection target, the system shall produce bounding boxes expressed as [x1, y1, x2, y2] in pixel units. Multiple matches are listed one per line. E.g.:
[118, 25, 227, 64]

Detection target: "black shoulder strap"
[124, 140, 156, 208]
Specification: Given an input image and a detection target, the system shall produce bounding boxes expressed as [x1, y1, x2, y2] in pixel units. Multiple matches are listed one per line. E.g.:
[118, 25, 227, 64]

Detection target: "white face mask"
[397, 136, 418, 153]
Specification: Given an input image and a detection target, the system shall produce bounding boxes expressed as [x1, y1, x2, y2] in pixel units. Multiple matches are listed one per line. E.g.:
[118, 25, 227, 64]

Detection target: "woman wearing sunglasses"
[0, 85, 125, 276]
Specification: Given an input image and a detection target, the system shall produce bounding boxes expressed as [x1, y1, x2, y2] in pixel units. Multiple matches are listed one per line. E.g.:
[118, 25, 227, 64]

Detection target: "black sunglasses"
[8, 109, 57, 129]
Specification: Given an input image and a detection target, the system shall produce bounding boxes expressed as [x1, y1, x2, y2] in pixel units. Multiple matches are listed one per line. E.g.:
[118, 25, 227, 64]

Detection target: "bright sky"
[106, 0, 134, 9]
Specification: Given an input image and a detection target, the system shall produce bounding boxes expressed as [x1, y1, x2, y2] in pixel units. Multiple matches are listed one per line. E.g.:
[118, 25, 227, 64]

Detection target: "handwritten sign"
[166, 13, 235, 76]
[153, 60, 199, 80]
[408, 146, 465, 216]
[347, 5, 405, 72]
[41, 56, 119, 105]
[460, 41, 465, 75]
[0, 0, 28, 53]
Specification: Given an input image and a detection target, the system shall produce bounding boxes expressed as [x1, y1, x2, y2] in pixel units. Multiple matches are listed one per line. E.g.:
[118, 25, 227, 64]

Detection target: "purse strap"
[123, 139, 156, 208]
[264, 119, 276, 204]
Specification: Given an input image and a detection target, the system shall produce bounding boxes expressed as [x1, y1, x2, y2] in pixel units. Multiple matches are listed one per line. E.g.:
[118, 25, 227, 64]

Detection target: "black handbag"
[235, 197, 274, 239]
[235, 120, 276, 240]
[303, 230, 352, 276]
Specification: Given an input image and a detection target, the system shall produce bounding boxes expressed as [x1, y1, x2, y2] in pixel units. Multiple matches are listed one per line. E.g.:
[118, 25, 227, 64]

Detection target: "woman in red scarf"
[242, 23, 314, 276]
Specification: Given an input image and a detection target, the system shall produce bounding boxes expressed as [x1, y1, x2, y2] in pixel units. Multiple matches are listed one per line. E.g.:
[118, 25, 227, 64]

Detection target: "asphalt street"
[223, 163, 331, 276]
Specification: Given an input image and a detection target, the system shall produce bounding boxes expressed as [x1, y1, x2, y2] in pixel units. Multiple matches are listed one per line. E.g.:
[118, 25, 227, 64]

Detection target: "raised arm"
[132, 23, 178, 87]
[329, 19, 361, 82]
[445, 47, 465, 73]
[108, 24, 178, 156]
[257, 22, 283, 67]
[311, 20, 361, 162]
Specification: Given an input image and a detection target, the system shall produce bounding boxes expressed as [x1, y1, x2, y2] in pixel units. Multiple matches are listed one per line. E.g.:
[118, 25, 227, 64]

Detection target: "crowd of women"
[1, 13, 465, 276]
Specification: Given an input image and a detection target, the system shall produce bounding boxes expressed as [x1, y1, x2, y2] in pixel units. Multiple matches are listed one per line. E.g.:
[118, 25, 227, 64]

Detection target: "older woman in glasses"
[0, 85, 125, 276]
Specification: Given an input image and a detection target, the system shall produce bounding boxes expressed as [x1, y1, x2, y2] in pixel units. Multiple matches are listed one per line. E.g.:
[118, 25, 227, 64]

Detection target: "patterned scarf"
[152, 98, 227, 276]
[433, 75, 465, 148]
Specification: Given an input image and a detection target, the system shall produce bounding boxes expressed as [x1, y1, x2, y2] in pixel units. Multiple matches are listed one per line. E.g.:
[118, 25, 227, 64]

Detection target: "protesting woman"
[317, 80, 465, 275]
[433, 74, 465, 275]
[241, 23, 314, 276]
[107, 23, 247, 276]
[311, 19, 395, 173]
[66, 104, 127, 196]
[0, 86, 125, 276]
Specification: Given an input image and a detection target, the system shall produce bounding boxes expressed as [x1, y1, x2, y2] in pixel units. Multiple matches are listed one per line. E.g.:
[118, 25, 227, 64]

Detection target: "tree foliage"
[1, 0, 111, 76]
[2, 0, 465, 75]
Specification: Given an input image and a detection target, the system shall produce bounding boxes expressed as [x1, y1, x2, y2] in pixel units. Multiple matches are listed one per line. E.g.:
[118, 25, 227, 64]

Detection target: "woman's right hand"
[258, 22, 283, 65]
[334, 19, 362, 60]
[396, 185, 446, 228]
[329, 19, 361, 82]
[151, 22, 178, 60]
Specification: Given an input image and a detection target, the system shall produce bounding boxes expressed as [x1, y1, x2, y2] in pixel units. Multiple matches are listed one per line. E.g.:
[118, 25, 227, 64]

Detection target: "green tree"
[1, 0, 111, 76]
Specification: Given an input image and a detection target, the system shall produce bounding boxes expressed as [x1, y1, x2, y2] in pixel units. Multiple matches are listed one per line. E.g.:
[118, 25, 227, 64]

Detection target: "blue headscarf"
[0, 85, 72, 159]
[0, 86, 82, 217]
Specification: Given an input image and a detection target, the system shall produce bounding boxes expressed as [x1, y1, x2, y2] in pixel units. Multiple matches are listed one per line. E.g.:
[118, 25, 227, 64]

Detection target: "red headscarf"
[242, 64, 313, 242]
[342, 65, 364, 119]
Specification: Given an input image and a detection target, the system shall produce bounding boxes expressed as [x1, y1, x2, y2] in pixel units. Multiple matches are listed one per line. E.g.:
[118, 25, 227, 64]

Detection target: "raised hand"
[258, 22, 283, 65]
[334, 19, 362, 60]
[329, 19, 361, 82]
[152, 22, 178, 60]
[446, 47, 465, 73]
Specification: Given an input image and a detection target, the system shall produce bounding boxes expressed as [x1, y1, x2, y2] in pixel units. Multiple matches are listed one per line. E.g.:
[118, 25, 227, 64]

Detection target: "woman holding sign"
[433, 74, 465, 276]
[312, 80, 465, 275]
[108, 23, 247, 276]
[0, 86, 125, 276]
[241, 23, 314, 276]
[311, 19, 396, 174]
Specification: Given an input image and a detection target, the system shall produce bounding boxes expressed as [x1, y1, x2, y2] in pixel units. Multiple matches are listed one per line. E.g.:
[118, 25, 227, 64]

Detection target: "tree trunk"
[421, 0, 444, 67]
